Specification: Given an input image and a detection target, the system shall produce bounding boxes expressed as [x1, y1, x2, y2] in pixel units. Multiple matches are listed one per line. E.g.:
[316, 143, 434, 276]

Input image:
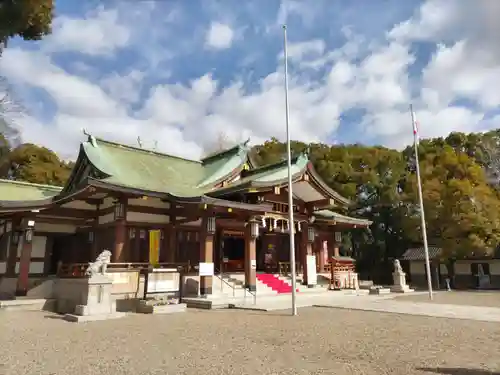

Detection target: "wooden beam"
[306, 198, 335, 211]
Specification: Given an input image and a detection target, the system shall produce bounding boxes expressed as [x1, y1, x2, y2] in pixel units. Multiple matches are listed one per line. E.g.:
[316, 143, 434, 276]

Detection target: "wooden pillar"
[165, 225, 176, 263]
[301, 223, 313, 285]
[16, 225, 34, 296]
[112, 199, 127, 262]
[6, 222, 19, 276]
[244, 220, 257, 292]
[0, 221, 9, 263]
[199, 216, 215, 295]
[89, 202, 100, 261]
[317, 234, 327, 273]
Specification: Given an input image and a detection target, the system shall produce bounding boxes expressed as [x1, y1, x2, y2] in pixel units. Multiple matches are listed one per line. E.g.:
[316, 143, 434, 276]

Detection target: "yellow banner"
[149, 230, 161, 266]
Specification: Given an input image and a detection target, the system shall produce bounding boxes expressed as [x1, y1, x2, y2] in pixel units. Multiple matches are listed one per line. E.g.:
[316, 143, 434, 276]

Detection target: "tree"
[0, 0, 54, 48]
[401, 144, 500, 259]
[3, 143, 72, 186]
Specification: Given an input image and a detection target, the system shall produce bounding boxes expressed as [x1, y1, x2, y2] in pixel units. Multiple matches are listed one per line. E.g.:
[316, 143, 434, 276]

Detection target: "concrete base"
[137, 301, 187, 314]
[390, 285, 414, 293]
[0, 298, 56, 312]
[64, 312, 126, 323]
[369, 287, 391, 295]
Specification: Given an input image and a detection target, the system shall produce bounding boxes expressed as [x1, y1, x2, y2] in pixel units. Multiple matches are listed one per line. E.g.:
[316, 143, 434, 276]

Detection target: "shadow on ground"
[418, 367, 500, 375]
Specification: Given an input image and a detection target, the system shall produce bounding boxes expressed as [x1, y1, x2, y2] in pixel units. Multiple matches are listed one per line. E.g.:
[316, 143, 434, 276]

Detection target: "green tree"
[0, 0, 53, 48]
[402, 144, 500, 259]
[4, 143, 72, 185]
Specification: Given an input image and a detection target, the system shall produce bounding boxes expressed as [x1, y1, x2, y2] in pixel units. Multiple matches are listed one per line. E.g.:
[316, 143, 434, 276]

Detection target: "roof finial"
[137, 136, 143, 149]
[243, 138, 250, 147]
[82, 128, 97, 147]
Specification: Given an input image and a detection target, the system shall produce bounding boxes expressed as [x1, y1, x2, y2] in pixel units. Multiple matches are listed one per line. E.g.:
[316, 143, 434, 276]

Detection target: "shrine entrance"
[220, 231, 245, 272]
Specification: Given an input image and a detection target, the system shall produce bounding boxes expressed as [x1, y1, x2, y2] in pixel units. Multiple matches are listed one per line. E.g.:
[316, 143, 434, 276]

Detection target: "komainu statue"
[393, 259, 403, 274]
[85, 250, 112, 277]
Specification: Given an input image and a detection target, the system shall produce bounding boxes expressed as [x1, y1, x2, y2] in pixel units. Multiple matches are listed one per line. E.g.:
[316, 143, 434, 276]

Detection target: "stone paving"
[235, 290, 500, 323]
[1, 305, 500, 374]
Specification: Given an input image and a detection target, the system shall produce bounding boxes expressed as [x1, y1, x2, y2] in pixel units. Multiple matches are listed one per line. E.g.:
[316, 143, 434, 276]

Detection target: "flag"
[411, 107, 420, 145]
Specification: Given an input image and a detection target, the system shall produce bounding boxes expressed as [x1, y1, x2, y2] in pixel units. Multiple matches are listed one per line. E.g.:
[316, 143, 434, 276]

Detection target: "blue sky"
[1, 0, 499, 159]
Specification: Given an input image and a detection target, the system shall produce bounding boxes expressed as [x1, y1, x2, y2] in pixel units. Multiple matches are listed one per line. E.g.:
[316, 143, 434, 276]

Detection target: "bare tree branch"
[202, 132, 233, 159]
[0, 76, 21, 146]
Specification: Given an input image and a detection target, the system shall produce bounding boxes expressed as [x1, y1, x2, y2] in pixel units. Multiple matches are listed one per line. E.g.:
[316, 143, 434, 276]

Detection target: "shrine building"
[0, 134, 370, 299]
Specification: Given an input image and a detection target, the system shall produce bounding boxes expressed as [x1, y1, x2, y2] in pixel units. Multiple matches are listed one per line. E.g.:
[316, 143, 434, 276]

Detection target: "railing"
[57, 261, 194, 278]
[244, 286, 256, 305]
[214, 267, 236, 298]
[215, 267, 256, 304]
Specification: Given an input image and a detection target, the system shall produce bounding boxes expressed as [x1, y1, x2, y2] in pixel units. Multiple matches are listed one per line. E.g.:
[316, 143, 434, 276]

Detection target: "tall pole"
[283, 24, 298, 316]
[410, 104, 433, 301]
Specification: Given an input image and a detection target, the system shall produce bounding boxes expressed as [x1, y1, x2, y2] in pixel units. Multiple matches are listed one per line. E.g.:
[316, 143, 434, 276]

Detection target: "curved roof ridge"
[0, 178, 62, 191]
[86, 135, 202, 164]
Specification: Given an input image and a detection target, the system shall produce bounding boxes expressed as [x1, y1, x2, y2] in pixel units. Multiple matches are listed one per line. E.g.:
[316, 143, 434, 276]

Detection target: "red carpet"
[256, 274, 298, 294]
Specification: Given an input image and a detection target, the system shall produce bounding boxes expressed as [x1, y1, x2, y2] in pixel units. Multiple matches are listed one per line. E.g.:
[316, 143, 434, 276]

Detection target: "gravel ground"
[394, 291, 500, 308]
[0, 307, 499, 375]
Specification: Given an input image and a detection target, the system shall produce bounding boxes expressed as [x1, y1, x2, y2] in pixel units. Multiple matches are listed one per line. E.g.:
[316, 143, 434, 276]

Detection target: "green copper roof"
[314, 210, 372, 226]
[0, 179, 62, 201]
[82, 137, 250, 197]
[209, 153, 309, 195]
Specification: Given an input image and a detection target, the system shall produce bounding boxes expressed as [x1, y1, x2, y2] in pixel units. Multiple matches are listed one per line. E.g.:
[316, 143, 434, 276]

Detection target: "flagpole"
[283, 24, 298, 316]
[410, 104, 433, 301]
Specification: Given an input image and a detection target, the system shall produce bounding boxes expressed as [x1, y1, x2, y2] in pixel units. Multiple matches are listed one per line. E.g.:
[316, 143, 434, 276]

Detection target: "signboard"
[149, 230, 161, 266]
[199, 262, 214, 276]
[250, 259, 257, 270]
[306, 255, 317, 286]
[147, 279, 176, 293]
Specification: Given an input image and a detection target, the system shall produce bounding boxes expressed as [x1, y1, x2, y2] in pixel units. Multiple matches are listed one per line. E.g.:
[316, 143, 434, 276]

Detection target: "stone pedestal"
[64, 274, 125, 323]
[390, 271, 414, 293]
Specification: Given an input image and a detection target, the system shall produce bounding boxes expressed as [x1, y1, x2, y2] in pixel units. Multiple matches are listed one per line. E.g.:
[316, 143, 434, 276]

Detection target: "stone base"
[390, 285, 414, 293]
[369, 287, 391, 295]
[64, 312, 126, 323]
[137, 301, 187, 314]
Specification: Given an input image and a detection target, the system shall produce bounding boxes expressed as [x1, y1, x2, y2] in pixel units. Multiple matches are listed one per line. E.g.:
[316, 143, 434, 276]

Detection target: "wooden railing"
[57, 261, 194, 278]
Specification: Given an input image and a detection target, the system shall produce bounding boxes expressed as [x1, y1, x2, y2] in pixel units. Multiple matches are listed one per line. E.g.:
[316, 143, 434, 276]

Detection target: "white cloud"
[2, 0, 500, 162]
[44, 7, 130, 56]
[205, 22, 234, 50]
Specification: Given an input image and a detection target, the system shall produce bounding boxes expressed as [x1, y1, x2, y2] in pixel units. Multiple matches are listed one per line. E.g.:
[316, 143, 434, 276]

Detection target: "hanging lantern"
[207, 217, 216, 235]
[250, 219, 259, 238]
[114, 202, 125, 220]
[25, 228, 33, 243]
[307, 227, 315, 243]
[335, 231, 342, 243]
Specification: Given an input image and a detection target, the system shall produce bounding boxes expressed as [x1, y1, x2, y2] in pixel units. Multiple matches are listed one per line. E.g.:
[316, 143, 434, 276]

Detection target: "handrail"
[244, 286, 257, 305]
[215, 267, 256, 304]
[214, 267, 236, 298]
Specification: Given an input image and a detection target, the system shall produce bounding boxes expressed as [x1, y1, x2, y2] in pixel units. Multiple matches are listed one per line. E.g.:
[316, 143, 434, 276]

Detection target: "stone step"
[0, 298, 56, 312]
